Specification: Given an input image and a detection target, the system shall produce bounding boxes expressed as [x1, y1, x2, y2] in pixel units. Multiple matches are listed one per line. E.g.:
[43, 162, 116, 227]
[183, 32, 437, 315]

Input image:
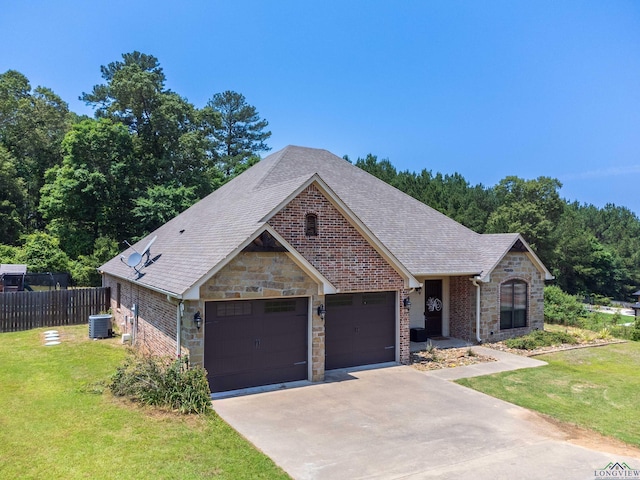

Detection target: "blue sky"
[2, 1, 640, 214]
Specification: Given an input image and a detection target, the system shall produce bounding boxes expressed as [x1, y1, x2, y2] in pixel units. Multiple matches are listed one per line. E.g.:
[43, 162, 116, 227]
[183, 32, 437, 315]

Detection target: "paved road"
[213, 365, 640, 480]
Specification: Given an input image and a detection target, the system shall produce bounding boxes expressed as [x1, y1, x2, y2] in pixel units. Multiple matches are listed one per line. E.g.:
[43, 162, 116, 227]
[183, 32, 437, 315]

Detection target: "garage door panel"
[325, 291, 396, 370]
[352, 348, 395, 366]
[259, 363, 308, 386]
[205, 298, 309, 393]
[212, 371, 260, 394]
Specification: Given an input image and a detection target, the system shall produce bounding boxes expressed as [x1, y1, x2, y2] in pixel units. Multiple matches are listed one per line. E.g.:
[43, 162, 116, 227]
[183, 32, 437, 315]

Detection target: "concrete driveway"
[212, 365, 640, 480]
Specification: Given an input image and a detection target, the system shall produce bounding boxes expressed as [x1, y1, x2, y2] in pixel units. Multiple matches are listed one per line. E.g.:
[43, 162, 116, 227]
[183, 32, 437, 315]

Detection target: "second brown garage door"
[325, 291, 396, 370]
[204, 298, 308, 393]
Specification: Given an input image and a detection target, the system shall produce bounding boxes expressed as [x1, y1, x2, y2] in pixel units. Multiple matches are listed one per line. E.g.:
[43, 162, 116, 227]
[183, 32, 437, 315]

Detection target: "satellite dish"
[127, 252, 142, 267]
[120, 235, 159, 275]
[142, 236, 157, 256]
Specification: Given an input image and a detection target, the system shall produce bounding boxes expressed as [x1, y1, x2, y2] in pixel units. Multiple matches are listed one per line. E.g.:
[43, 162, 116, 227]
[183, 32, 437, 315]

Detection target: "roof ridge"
[253, 146, 294, 191]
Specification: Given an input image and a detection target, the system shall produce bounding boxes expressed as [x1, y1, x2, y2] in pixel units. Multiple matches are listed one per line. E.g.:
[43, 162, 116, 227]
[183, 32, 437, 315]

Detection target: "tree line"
[1, 51, 638, 300]
[352, 155, 640, 300]
[0, 52, 270, 284]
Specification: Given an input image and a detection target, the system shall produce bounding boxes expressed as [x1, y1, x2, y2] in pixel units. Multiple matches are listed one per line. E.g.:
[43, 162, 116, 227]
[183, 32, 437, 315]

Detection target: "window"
[116, 283, 121, 309]
[326, 294, 353, 308]
[265, 300, 296, 313]
[305, 213, 318, 236]
[500, 280, 527, 329]
[362, 293, 388, 305]
[217, 301, 252, 317]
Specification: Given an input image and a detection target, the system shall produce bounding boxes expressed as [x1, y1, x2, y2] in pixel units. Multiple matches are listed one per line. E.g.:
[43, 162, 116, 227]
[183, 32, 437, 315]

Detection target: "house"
[100, 146, 553, 393]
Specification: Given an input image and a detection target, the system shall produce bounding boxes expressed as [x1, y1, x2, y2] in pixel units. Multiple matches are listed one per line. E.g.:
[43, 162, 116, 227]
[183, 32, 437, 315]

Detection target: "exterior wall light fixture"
[317, 304, 326, 320]
[403, 297, 412, 311]
[193, 311, 203, 330]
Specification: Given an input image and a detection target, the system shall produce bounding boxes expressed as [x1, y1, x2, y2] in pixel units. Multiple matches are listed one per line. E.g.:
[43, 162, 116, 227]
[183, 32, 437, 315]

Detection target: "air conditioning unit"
[89, 314, 112, 339]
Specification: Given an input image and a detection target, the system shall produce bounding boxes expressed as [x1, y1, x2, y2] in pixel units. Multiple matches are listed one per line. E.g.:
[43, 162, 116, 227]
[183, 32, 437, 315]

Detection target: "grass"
[0, 325, 290, 480]
[583, 311, 639, 340]
[458, 342, 640, 446]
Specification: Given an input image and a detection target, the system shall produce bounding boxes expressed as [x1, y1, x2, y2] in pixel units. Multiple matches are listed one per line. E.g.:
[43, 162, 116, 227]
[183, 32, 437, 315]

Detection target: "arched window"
[500, 279, 527, 329]
[305, 213, 318, 236]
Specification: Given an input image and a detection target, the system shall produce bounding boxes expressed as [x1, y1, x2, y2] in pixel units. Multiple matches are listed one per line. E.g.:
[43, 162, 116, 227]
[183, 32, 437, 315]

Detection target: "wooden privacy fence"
[0, 287, 110, 333]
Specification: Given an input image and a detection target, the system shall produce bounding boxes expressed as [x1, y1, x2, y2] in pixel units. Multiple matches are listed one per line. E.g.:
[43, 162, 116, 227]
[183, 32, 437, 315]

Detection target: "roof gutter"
[471, 276, 482, 343]
[102, 271, 184, 300]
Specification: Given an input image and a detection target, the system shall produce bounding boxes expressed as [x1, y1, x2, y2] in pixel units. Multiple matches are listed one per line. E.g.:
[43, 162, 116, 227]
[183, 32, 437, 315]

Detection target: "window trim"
[499, 279, 528, 330]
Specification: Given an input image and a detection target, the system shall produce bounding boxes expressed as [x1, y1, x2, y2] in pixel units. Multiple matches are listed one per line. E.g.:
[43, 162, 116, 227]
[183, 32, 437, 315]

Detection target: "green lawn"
[458, 342, 640, 446]
[0, 325, 290, 480]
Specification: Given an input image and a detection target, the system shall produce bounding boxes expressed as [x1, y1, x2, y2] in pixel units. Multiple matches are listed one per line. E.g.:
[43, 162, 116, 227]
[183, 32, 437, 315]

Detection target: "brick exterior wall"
[268, 184, 405, 293]
[480, 252, 545, 342]
[268, 184, 410, 364]
[108, 185, 559, 386]
[103, 273, 188, 358]
[449, 276, 476, 342]
[102, 182, 412, 386]
[430, 254, 546, 345]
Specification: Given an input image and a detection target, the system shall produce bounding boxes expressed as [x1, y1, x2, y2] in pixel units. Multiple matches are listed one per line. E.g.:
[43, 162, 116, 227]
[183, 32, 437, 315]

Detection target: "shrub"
[597, 328, 612, 340]
[16, 232, 70, 273]
[543, 286, 587, 327]
[611, 312, 622, 326]
[632, 317, 640, 342]
[110, 352, 211, 414]
[592, 294, 612, 307]
[504, 330, 578, 350]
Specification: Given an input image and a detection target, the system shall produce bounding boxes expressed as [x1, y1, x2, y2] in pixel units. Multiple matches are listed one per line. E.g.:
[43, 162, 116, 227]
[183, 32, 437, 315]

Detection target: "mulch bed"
[410, 347, 496, 371]
[482, 338, 627, 357]
[410, 337, 627, 372]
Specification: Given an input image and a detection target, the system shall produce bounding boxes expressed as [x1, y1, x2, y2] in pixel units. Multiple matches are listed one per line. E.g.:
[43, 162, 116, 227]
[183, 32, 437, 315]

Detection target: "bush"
[592, 294, 612, 307]
[632, 317, 640, 342]
[544, 286, 587, 327]
[0, 244, 19, 264]
[504, 330, 578, 350]
[69, 237, 120, 286]
[110, 352, 211, 414]
[16, 232, 70, 273]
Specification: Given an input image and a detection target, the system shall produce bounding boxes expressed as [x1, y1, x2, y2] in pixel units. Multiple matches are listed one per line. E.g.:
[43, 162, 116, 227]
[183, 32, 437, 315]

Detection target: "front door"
[424, 280, 443, 337]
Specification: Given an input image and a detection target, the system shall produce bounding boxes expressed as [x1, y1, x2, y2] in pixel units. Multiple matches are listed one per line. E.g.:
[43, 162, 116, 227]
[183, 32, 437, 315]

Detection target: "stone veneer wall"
[268, 184, 410, 364]
[480, 252, 545, 342]
[449, 276, 476, 342]
[199, 251, 326, 380]
[103, 273, 188, 358]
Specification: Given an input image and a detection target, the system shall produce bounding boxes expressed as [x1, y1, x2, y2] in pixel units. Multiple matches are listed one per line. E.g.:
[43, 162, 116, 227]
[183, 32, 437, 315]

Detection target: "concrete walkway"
[425, 345, 547, 380]
[212, 350, 640, 480]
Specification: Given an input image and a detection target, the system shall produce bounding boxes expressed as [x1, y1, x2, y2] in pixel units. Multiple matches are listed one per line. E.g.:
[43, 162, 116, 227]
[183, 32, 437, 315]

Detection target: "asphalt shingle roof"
[101, 145, 534, 295]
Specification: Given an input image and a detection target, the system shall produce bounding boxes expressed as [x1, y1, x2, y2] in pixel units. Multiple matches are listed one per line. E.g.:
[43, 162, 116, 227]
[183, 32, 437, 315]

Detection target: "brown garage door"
[204, 298, 308, 393]
[325, 291, 396, 370]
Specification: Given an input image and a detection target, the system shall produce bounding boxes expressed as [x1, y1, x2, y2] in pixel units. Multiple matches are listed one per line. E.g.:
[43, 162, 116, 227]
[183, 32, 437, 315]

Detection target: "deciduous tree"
[485, 176, 564, 264]
[39, 119, 136, 256]
[0, 145, 25, 244]
[0, 70, 72, 230]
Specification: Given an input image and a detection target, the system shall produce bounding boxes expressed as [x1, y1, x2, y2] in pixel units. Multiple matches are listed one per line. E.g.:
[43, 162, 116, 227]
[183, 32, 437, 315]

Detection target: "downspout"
[167, 295, 184, 359]
[471, 276, 482, 343]
[176, 303, 182, 358]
